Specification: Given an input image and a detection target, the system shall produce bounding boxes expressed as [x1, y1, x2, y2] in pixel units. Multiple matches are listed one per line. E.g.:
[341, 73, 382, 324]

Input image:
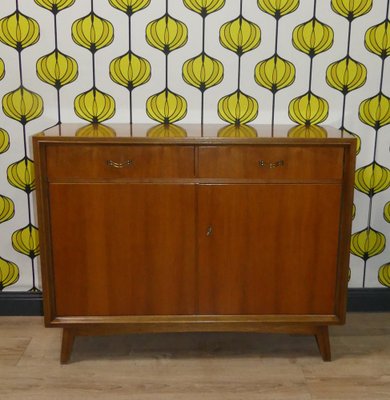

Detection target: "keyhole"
[206, 226, 213, 236]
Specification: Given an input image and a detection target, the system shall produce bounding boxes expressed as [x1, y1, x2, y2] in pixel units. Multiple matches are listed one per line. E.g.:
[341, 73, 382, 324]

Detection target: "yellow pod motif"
[217, 124, 257, 138]
[108, 0, 151, 15]
[326, 56, 367, 94]
[147, 124, 187, 137]
[0, 194, 15, 224]
[257, 0, 299, 18]
[255, 55, 295, 93]
[0, 58, 4, 81]
[0, 11, 39, 51]
[146, 89, 187, 124]
[359, 93, 390, 129]
[220, 16, 261, 56]
[292, 18, 333, 57]
[2, 87, 43, 125]
[183, 0, 226, 16]
[288, 92, 329, 125]
[0, 128, 10, 154]
[365, 21, 390, 59]
[378, 263, 390, 288]
[72, 13, 114, 52]
[76, 124, 117, 137]
[331, 0, 372, 20]
[34, 0, 76, 13]
[37, 50, 78, 89]
[12, 224, 40, 259]
[182, 53, 224, 91]
[74, 88, 116, 123]
[7, 157, 36, 194]
[0, 257, 19, 290]
[218, 90, 258, 125]
[109, 52, 151, 90]
[146, 14, 188, 54]
[354, 162, 390, 197]
[384, 201, 390, 223]
[350, 227, 386, 260]
[288, 124, 327, 138]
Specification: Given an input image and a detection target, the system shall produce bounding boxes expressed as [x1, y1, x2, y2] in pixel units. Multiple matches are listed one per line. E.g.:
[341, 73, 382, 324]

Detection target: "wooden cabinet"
[33, 124, 356, 363]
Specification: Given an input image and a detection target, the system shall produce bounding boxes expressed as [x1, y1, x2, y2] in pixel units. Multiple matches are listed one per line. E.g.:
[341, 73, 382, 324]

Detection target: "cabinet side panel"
[49, 183, 196, 316]
[198, 184, 342, 315]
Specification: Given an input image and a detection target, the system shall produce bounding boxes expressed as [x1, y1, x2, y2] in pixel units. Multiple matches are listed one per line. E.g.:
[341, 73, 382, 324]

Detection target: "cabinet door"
[197, 184, 342, 315]
[49, 183, 196, 316]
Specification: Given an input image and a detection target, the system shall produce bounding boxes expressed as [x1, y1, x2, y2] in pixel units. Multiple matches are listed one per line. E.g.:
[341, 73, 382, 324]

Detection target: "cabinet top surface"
[35, 123, 355, 142]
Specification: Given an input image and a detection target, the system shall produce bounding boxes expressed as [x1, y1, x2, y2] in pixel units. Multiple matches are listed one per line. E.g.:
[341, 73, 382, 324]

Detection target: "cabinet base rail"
[59, 323, 331, 364]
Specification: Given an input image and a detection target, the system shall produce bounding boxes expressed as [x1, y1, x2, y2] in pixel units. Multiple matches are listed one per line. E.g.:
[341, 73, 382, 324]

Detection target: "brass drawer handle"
[107, 160, 133, 168]
[258, 160, 284, 169]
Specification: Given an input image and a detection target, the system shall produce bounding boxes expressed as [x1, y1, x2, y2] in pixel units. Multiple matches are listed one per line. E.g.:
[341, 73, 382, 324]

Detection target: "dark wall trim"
[0, 289, 389, 316]
[347, 288, 390, 312]
[0, 292, 43, 316]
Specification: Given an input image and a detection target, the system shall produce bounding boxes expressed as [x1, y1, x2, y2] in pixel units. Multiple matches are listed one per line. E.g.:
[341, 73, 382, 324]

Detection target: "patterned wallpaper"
[0, 0, 389, 293]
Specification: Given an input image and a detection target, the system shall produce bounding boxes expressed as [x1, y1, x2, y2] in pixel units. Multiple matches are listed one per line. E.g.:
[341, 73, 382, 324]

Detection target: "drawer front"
[46, 144, 195, 179]
[198, 145, 344, 180]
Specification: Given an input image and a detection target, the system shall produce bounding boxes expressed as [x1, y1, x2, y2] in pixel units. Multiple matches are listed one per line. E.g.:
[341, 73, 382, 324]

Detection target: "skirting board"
[0, 289, 389, 316]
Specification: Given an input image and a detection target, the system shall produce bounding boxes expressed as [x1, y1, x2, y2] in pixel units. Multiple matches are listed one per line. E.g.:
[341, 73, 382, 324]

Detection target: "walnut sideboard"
[33, 123, 356, 363]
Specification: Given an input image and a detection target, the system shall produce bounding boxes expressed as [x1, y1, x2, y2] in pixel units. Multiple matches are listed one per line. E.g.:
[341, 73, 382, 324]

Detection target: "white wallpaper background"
[0, 0, 389, 293]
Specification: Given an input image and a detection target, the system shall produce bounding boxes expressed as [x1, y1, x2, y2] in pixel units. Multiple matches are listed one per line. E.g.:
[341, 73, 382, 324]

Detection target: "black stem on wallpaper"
[308, 0, 317, 94]
[271, 17, 280, 134]
[27, 193, 38, 292]
[165, 54, 169, 90]
[237, 55, 241, 92]
[56, 89, 62, 125]
[201, 16, 206, 129]
[237, 1, 243, 91]
[22, 125, 28, 169]
[340, 94, 347, 130]
[92, 54, 96, 89]
[54, 13, 61, 124]
[54, 12, 59, 52]
[308, 57, 313, 93]
[202, 16, 206, 53]
[129, 14, 133, 128]
[274, 17, 279, 59]
[29, 257, 38, 292]
[128, 13, 132, 47]
[129, 91, 133, 131]
[18, 52, 23, 88]
[340, 20, 353, 130]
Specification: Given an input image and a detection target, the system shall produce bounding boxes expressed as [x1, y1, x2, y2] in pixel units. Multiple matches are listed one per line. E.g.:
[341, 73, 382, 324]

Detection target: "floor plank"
[0, 314, 389, 399]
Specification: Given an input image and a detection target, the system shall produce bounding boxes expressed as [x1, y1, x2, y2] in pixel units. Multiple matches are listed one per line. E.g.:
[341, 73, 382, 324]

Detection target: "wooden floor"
[0, 314, 389, 399]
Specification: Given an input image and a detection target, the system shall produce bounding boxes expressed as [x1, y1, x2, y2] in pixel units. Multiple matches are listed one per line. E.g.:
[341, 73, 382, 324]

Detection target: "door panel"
[197, 184, 342, 315]
[49, 183, 196, 316]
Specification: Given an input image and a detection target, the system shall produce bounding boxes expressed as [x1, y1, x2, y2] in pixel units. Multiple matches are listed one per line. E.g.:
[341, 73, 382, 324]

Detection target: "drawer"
[198, 145, 344, 180]
[46, 144, 195, 180]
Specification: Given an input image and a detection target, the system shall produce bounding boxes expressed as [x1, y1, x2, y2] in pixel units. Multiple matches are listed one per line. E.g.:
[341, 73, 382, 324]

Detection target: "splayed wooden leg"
[315, 325, 331, 361]
[60, 328, 75, 364]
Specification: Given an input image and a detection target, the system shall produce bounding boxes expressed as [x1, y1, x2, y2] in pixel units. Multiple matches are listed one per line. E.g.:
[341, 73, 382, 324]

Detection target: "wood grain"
[197, 184, 341, 315]
[33, 125, 356, 363]
[49, 183, 197, 316]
